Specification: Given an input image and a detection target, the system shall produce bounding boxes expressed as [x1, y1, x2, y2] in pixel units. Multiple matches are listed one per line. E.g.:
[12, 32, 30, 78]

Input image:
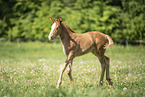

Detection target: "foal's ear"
[50, 17, 55, 22]
[59, 17, 62, 22]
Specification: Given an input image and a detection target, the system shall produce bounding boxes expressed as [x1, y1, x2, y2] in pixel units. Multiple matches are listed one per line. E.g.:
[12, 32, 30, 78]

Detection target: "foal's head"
[48, 17, 62, 40]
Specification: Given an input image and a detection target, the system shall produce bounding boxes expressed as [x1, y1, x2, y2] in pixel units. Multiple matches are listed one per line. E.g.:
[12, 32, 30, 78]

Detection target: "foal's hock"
[48, 17, 114, 88]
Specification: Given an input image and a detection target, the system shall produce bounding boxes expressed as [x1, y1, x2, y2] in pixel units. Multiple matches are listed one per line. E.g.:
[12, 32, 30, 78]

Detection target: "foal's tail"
[104, 35, 114, 50]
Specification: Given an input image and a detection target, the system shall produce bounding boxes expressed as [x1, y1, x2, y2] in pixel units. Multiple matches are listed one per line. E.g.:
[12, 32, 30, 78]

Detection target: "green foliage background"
[0, 0, 145, 40]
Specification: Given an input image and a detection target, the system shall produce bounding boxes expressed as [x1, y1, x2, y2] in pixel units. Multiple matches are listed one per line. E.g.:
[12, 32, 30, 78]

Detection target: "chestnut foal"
[48, 17, 114, 88]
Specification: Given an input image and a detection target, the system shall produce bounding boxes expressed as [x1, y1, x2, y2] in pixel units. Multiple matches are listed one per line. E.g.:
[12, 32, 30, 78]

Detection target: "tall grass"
[0, 41, 145, 97]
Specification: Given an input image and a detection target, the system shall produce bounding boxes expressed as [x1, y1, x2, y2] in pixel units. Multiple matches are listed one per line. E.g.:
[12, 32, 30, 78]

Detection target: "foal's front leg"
[56, 52, 74, 89]
[56, 61, 68, 89]
[67, 60, 73, 85]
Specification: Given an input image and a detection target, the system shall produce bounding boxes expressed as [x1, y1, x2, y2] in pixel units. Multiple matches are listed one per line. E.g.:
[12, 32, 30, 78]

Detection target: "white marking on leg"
[48, 23, 56, 40]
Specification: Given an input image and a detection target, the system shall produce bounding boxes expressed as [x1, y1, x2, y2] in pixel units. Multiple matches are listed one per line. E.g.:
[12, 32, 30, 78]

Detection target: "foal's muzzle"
[50, 35, 54, 40]
[49, 34, 55, 41]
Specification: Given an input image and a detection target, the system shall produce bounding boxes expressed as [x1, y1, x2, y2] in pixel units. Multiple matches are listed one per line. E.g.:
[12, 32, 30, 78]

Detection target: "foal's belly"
[74, 33, 94, 56]
[75, 46, 93, 56]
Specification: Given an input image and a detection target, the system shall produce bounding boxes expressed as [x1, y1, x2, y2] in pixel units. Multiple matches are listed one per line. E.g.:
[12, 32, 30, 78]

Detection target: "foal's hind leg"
[92, 47, 113, 85]
[105, 56, 113, 85]
[98, 56, 106, 85]
[92, 49, 106, 85]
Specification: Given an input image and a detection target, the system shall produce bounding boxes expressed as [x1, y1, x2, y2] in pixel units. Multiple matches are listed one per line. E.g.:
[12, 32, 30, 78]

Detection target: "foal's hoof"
[56, 85, 60, 89]
[107, 79, 113, 85]
[99, 81, 103, 86]
[108, 81, 113, 85]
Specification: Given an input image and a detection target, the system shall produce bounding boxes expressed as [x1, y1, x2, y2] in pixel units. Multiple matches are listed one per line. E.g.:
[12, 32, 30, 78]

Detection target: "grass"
[0, 41, 145, 97]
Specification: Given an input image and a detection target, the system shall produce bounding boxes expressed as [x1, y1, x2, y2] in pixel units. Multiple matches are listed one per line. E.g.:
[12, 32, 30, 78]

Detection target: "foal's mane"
[61, 22, 75, 33]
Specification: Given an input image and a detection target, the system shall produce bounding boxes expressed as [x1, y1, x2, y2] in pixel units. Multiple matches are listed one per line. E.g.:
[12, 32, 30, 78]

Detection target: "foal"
[48, 17, 114, 88]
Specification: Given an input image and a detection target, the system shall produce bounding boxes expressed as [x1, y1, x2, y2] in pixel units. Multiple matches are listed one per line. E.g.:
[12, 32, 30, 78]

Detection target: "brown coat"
[48, 17, 113, 88]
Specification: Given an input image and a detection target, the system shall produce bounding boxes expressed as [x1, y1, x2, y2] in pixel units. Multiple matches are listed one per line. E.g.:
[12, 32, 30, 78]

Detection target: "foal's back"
[87, 31, 109, 56]
[76, 31, 108, 47]
[88, 31, 108, 48]
[71, 31, 109, 56]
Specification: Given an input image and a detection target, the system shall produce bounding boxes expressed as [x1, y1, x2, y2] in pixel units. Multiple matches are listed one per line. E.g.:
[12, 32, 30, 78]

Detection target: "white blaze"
[48, 23, 56, 40]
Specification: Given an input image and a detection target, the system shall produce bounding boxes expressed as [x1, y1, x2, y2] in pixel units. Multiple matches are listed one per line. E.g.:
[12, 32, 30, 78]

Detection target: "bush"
[0, 0, 144, 40]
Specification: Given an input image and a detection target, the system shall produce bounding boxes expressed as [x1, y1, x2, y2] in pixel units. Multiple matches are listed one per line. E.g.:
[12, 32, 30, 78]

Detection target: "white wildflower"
[38, 58, 45, 62]
[117, 61, 121, 64]
[123, 87, 127, 91]
[14, 72, 16, 75]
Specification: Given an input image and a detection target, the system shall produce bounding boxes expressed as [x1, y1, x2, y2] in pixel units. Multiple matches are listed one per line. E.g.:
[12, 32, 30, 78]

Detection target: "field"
[0, 41, 145, 97]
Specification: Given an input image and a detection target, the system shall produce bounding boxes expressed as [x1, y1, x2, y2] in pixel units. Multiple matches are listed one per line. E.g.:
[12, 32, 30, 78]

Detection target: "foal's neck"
[59, 23, 74, 42]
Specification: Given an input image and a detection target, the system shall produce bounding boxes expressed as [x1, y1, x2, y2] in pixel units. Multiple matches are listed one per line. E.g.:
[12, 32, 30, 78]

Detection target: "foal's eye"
[56, 27, 59, 30]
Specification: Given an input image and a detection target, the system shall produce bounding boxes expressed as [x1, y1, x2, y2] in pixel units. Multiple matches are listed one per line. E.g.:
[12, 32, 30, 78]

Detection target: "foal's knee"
[101, 63, 106, 69]
[67, 66, 71, 75]
[105, 56, 110, 64]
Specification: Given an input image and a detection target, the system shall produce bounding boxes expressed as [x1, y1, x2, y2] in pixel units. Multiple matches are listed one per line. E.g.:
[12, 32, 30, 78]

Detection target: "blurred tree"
[112, 0, 145, 40]
[0, 0, 144, 41]
[7, 0, 41, 39]
[0, 0, 16, 37]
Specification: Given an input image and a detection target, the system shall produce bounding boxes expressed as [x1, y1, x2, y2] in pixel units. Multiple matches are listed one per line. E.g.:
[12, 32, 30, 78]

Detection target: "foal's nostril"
[48, 34, 54, 40]
[51, 36, 54, 40]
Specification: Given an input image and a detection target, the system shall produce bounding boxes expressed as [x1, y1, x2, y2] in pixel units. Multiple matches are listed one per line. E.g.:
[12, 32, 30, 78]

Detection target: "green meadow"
[0, 41, 145, 97]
